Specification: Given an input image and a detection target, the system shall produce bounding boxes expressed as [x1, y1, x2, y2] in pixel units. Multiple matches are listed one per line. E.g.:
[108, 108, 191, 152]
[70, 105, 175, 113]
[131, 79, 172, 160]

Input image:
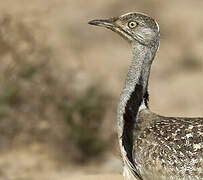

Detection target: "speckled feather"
[134, 110, 203, 179]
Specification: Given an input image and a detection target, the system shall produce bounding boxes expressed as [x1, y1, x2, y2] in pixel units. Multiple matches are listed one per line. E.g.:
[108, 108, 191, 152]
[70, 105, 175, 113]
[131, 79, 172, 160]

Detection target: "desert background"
[0, 0, 203, 180]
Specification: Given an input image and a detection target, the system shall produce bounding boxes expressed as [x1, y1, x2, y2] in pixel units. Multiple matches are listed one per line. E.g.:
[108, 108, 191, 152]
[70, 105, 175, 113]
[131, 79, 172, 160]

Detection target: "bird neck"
[117, 42, 158, 171]
[126, 44, 152, 100]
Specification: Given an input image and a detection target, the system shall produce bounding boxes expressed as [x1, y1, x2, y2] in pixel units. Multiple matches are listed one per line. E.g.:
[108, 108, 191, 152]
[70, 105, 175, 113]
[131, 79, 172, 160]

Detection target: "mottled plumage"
[89, 12, 203, 180]
[135, 110, 203, 179]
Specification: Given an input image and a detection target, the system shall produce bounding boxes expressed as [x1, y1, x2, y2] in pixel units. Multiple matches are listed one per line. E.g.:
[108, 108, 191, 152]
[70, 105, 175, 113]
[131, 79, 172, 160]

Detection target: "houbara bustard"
[88, 12, 203, 180]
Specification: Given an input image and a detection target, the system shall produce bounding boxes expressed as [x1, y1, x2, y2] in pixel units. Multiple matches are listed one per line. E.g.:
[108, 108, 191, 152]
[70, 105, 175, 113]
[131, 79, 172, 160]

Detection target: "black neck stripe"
[122, 84, 148, 179]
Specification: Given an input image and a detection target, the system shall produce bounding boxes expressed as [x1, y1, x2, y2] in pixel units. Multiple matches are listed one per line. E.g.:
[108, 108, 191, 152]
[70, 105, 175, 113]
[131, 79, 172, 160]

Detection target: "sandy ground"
[70, 174, 122, 180]
[0, 147, 123, 179]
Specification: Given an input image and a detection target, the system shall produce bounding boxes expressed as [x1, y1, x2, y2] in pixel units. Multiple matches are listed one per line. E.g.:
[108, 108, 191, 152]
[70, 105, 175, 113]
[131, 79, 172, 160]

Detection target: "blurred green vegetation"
[64, 86, 112, 162]
[0, 15, 113, 162]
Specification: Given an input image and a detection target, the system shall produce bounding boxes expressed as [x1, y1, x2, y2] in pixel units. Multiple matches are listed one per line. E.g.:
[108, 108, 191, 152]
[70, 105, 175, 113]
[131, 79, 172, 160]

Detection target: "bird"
[88, 12, 203, 180]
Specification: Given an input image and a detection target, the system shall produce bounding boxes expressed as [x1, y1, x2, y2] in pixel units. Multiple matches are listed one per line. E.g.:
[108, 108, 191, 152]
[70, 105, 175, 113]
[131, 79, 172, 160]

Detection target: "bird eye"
[128, 21, 137, 29]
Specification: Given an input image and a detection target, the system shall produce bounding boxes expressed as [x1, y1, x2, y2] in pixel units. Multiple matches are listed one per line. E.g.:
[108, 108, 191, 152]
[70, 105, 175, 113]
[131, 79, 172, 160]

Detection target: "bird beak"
[88, 17, 133, 42]
[88, 18, 118, 29]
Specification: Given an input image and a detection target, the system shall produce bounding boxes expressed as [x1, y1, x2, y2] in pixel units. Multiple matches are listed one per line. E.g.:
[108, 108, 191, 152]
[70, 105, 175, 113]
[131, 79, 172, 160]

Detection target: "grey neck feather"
[117, 41, 158, 173]
[126, 43, 153, 90]
[117, 42, 157, 136]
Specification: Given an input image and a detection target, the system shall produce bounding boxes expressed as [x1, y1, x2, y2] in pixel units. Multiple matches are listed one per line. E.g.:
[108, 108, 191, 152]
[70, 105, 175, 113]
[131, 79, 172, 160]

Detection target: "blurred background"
[0, 0, 203, 179]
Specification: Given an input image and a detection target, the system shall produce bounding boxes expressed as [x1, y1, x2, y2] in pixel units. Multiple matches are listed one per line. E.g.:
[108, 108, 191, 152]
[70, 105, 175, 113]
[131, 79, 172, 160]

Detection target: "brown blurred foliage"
[0, 15, 112, 163]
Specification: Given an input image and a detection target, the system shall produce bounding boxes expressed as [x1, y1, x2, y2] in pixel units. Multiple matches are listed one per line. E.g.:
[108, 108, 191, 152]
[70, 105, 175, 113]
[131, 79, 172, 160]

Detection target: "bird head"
[88, 12, 160, 47]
